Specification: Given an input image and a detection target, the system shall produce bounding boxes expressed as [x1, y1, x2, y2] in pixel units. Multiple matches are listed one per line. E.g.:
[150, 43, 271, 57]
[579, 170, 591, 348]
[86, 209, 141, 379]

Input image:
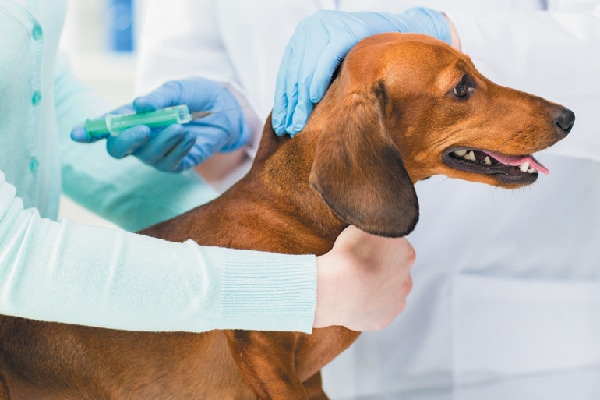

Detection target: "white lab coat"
[137, 1, 600, 398]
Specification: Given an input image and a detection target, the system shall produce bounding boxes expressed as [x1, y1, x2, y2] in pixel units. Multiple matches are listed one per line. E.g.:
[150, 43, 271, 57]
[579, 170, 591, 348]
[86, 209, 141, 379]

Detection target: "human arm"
[0, 172, 313, 332]
[0, 173, 414, 332]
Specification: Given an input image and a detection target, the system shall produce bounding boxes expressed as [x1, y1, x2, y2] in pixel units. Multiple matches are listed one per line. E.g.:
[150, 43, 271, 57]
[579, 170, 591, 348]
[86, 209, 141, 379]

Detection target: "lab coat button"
[29, 157, 39, 173]
[32, 24, 43, 40]
[31, 91, 42, 105]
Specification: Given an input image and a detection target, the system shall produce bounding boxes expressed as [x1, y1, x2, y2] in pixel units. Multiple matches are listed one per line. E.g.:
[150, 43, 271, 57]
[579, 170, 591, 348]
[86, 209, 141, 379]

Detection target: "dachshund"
[0, 33, 573, 399]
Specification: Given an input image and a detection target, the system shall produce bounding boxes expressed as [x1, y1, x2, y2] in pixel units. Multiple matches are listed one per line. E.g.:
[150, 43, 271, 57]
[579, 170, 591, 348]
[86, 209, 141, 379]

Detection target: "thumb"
[71, 124, 103, 143]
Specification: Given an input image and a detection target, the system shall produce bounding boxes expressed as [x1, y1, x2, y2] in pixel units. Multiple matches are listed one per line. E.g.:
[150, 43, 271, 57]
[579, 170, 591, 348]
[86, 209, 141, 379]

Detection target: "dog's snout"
[555, 107, 575, 135]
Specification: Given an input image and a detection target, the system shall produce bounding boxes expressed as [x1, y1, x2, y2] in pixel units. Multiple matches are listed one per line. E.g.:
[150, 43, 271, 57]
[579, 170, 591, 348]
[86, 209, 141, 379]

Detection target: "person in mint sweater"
[0, 0, 415, 334]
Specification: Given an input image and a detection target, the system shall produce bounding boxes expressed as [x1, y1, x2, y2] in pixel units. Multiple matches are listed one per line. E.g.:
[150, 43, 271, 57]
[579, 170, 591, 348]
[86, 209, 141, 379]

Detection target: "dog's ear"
[309, 82, 419, 237]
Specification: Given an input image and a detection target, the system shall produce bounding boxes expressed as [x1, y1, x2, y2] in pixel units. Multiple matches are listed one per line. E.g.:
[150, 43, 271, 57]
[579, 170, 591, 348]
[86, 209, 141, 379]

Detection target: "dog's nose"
[555, 107, 575, 134]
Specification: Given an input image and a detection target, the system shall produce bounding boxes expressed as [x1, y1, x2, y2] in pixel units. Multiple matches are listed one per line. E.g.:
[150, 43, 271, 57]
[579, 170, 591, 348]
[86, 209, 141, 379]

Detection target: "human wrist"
[314, 250, 344, 328]
[444, 14, 462, 50]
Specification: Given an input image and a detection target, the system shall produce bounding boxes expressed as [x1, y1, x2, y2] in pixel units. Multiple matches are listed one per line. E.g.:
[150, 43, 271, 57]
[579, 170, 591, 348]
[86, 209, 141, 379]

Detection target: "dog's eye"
[453, 75, 474, 99]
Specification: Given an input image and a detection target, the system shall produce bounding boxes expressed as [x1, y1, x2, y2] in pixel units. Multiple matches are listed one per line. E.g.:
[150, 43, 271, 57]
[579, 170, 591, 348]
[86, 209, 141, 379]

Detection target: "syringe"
[83, 105, 213, 141]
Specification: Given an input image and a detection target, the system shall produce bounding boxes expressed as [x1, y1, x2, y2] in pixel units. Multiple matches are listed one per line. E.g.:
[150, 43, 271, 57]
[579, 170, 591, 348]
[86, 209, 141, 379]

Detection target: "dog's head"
[298, 33, 573, 237]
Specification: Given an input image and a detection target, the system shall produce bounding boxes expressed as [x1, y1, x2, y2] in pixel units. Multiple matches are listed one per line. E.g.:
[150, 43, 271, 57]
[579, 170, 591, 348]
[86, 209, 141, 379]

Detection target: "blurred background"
[60, 0, 139, 106]
[58, 0, 141, 227]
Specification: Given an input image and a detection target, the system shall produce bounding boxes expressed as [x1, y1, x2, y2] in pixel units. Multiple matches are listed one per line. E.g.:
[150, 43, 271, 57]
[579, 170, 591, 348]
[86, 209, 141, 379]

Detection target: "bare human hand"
[314, 226, 415, 331]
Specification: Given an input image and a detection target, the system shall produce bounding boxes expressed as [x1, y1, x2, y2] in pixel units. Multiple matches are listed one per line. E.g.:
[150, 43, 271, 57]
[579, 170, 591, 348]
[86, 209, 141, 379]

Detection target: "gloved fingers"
[274, 12, 372, 135]
[178, 144, 214, 171]
[181, 129, 231, 169]
[134, 78, 227, 115]
[271, 45, 291, 136]
[273, 44, 295, 135]
[106, 125, 152, 159]
[286, 39, 354, 135]
[402, 7, 452, 44]
[288, 98, 313, 136]
[70, 124, 99, 142]
[144, 133, 225, 172]
[309, 40, 352, 105]
[309, 18, 371, 104]
[188, 107, 250, 152]
[152, 134, 197, 172]
[275, 24, 322, 136]
[350, 9, 451, 43]
[133, 80, 187, 113]
[288, 27, 331, 135]
[132, 124, 188, 165]
[72, 104, 135, 143]
[219, 116, 251, 151]
[271, 96, 288, 136]
[202, 125, 238, 155]
[272, 8, 450, 138]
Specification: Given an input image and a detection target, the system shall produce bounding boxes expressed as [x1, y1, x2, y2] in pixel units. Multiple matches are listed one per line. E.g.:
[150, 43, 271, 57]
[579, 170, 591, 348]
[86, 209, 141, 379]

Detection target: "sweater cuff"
[206, 248, 317, 334]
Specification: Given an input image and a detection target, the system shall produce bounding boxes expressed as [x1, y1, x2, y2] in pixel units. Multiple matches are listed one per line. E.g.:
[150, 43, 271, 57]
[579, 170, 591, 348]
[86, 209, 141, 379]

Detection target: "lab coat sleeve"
[0, 172, 316, 333]
[446, 6, 600, 162]
[53, 52, 218, 232]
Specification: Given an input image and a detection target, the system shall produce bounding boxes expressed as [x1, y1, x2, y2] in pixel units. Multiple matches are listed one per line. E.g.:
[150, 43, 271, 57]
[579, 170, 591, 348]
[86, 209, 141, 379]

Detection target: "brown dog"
[0, 33, 573, 399]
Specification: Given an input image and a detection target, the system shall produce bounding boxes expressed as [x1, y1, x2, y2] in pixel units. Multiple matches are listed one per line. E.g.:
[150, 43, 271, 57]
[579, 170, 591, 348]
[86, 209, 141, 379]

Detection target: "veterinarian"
[126, 0, 600, 398]
[0, 0, 420, 339]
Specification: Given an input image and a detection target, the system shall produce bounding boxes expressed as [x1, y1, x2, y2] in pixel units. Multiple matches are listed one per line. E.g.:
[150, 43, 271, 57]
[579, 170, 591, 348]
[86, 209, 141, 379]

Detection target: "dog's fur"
[0, 33, 573, 399]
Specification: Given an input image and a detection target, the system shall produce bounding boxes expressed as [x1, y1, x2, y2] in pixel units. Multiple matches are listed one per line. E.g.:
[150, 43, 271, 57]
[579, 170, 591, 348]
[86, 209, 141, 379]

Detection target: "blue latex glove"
[71, 78, 250, 172]
[273, 7, 452, 136]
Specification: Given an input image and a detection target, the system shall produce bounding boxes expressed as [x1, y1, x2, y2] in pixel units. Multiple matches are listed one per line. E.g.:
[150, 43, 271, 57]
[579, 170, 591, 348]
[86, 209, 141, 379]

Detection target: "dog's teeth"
[454, 150, 467, 157]
[519, 162, 530, 172]
[527, 168, 536, 173]
[484, 156, 492, 166]
[464, 151, 476, 162]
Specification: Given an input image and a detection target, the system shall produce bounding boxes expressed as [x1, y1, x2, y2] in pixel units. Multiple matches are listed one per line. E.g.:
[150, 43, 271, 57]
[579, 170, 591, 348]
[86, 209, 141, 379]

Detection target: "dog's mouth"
[443, 147, 549, 185]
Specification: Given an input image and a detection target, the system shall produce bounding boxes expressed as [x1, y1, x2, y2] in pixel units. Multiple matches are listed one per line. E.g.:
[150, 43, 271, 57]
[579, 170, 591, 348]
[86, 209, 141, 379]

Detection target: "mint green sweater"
[0, 0, 316, 333]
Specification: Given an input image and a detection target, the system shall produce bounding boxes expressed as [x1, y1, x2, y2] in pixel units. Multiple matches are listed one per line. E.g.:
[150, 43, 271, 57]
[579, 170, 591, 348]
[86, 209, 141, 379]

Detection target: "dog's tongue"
[483, 150, 550, 175]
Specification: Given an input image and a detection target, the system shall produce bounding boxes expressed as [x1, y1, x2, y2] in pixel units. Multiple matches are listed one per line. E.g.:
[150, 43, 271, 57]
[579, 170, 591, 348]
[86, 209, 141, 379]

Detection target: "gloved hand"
[71, 78, 250, 172]
[273, 7, 452, 136]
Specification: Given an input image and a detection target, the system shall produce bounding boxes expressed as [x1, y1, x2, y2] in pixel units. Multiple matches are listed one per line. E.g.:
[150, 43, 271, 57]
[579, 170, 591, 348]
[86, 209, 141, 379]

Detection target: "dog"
[0, 33, 573, 399]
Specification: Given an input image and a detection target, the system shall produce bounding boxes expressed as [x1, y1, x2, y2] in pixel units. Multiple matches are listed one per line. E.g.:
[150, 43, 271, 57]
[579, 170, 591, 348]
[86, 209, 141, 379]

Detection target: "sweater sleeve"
[0, 173, 316, 333]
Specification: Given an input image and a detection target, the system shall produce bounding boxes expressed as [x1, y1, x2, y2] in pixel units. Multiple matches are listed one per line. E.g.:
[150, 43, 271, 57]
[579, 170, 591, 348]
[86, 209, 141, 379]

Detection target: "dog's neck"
[144, 115, 346, 255]
[239, 116, 349, 247]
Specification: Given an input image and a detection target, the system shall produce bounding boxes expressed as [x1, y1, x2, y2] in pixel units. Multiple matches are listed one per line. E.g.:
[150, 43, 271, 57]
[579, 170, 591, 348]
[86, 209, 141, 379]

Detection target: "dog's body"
[0, 33, 573, 399]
